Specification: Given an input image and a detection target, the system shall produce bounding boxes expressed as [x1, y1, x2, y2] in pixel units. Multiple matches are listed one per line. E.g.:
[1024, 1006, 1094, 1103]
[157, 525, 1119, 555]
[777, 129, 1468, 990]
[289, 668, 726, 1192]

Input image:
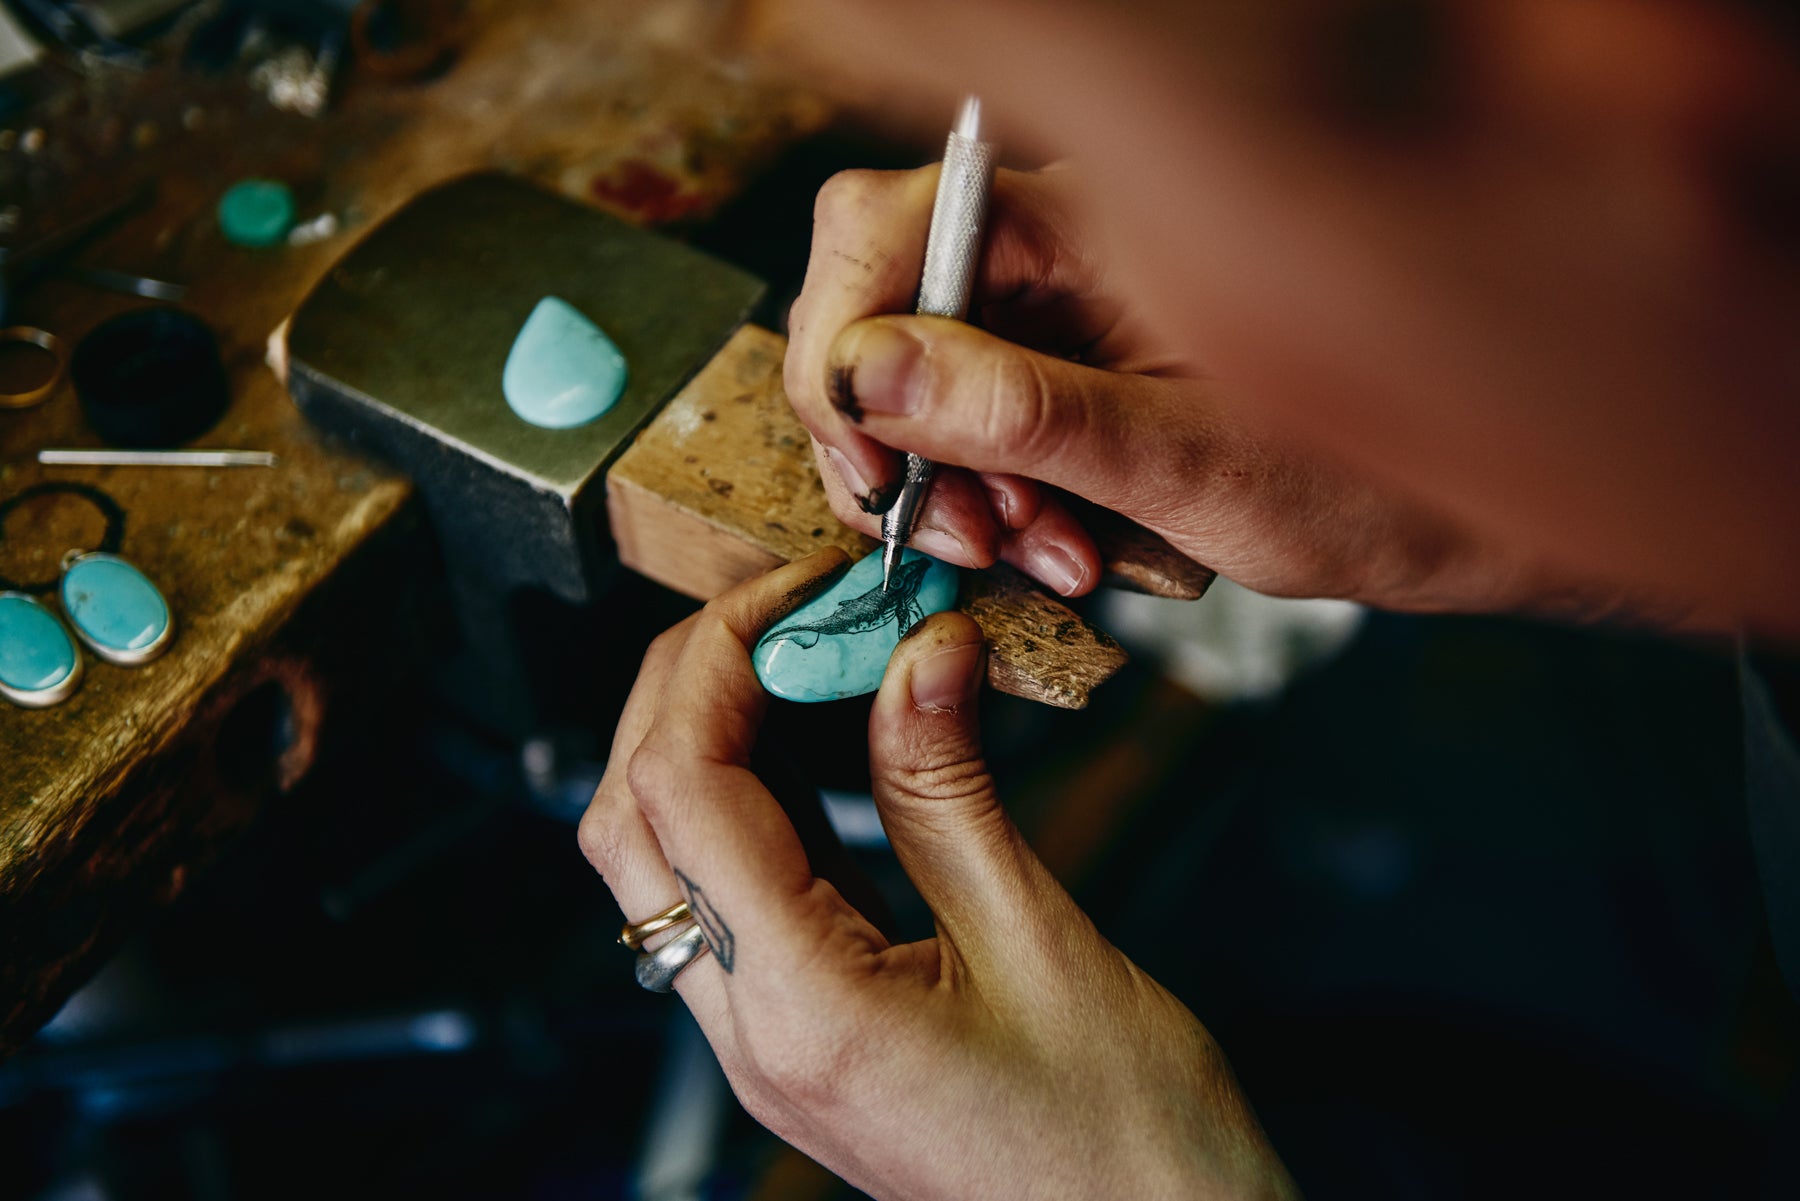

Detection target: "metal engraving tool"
[880, 95, 996, 590]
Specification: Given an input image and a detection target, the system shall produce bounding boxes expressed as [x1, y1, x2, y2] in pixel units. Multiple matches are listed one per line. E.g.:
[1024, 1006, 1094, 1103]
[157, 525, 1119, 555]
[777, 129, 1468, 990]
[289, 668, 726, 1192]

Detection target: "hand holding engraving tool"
[879, 95, 995, 591]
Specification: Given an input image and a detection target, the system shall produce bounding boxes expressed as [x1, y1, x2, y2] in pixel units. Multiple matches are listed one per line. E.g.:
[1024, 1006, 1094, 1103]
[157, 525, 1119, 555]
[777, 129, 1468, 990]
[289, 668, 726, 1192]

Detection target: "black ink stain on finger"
[828, 363, 864, 423]
[855, 482, 898, 515]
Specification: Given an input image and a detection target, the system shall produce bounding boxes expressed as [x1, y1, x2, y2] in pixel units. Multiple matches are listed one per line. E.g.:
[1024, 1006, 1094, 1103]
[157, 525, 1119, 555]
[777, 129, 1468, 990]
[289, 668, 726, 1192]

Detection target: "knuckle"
[697, 591, 752, 644]
[641, 625, 684, 670]
[575, 788, 628, 875]
[980, 351, 1075, 472]
[890, 753, 996, 807]
[811, 168, 886, 225]
[624, 740, 682, 812]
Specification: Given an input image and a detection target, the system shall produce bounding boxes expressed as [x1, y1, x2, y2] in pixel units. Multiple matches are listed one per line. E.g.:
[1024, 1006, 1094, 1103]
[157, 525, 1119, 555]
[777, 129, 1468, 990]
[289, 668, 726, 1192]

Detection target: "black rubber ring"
[0, 482, 126, 593]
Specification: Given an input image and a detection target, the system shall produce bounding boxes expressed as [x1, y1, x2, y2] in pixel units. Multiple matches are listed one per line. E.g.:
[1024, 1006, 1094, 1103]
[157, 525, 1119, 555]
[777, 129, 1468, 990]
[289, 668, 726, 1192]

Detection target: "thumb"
[826, 315, 1220, 521]
[867, 611, 1049, 959]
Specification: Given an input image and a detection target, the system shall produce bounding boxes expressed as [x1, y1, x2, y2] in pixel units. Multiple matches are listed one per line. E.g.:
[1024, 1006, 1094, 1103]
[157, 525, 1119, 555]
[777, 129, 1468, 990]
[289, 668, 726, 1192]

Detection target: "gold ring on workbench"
[0, 327, 68, 410]
[619, 899, 693, 950]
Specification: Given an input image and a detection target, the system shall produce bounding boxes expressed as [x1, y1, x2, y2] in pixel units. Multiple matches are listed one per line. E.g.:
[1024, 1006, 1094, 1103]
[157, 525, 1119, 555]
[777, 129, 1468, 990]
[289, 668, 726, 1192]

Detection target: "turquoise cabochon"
[752, 548, 960, 703]
[61, 554, 171, 659]
[0, 593, 79, 697]
[502, 296, 629, 429]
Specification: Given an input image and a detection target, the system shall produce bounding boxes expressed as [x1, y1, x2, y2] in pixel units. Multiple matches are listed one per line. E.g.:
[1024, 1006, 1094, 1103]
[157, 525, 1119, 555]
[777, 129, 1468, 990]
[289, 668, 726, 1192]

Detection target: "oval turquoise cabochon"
[502, 296, 629, 429]
[0, 594, 78, 692]
[752, 548, 960, 703]
[61, 554, 171, 656]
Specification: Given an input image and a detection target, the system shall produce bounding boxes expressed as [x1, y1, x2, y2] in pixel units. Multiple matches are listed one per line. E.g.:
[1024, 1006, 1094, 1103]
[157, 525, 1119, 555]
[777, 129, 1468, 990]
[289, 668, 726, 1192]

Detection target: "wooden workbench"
[0, 0, 827, 1056]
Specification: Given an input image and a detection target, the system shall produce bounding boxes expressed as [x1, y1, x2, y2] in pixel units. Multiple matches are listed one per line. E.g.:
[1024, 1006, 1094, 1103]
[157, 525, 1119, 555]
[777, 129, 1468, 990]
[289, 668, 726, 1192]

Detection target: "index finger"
[783, 167, 936, 514]
[784, 165, 1100, 507]
[627, 550, 872, 974]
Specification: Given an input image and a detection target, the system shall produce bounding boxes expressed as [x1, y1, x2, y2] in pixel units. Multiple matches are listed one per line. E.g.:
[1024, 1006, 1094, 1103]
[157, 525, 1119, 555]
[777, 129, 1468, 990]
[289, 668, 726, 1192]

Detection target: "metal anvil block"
[287, 173, 764, 605]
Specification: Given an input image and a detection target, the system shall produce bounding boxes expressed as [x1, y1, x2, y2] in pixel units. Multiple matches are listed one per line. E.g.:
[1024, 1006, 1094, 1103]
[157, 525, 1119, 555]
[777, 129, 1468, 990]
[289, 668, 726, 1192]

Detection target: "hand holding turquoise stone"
[0, 593, 82, 707]
[502, 296, 629, 429]
[60, 553, 173, 666]
[752, 548, 960, 703]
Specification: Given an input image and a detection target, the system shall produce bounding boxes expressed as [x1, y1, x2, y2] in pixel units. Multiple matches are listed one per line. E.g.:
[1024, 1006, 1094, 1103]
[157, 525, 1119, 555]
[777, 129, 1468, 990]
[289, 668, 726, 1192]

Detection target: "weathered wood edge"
[606, 324, 1130, 709]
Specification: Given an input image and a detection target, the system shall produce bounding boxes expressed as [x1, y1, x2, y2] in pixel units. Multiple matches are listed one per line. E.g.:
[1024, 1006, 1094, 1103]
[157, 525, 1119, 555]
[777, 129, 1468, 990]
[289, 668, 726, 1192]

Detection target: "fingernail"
[824, 446, 898, 514]
[838, 323, 925, 416]
[913, 522, 976, 565]
[909, 641, 982, 712]
[824, 445, 870, 501]
[1026, 543, 1088, 596]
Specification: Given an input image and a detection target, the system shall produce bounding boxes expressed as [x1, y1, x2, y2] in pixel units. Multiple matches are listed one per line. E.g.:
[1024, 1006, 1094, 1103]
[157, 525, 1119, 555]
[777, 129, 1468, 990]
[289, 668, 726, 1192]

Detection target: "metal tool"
[0, 183, 185, 324]
[61, 265, 186, 302]
[880, 95, 996, 590]
[286, 173, 763, 732]
[39, 449, 279, 467]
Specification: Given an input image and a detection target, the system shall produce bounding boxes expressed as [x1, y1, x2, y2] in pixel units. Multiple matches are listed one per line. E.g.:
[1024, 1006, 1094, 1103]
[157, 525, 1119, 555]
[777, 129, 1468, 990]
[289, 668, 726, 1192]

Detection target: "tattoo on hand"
[674, 868, 736, 973]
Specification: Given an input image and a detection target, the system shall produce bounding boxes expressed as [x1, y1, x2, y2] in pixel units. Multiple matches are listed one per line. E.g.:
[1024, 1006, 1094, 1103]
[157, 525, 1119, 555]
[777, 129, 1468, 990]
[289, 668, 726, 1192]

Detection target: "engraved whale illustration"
[761, 557, 934, 650]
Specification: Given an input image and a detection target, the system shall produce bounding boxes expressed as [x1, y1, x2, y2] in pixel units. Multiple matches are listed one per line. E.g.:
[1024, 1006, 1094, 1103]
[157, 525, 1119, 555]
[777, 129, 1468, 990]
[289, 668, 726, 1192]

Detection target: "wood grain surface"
[0, 0, 827, 1055]
[608, 325, 1130, 708]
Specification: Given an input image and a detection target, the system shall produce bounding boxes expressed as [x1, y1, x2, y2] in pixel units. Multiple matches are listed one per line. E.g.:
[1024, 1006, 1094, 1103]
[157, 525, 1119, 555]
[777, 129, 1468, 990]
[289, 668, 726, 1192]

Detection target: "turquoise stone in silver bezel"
[58, 551, 175, 667]
[0, 591, 84, 707]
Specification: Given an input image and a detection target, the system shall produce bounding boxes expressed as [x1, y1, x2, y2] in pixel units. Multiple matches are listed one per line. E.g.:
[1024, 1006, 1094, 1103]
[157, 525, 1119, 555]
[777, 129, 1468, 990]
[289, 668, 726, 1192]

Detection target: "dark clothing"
[1743, 650, 1800, 1001]
[1741, 649, 1800, 1198]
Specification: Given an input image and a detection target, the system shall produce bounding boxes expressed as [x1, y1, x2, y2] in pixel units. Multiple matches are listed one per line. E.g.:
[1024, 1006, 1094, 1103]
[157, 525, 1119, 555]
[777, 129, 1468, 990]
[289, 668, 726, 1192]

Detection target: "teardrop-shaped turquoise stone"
[0, 593, 79, 701]
[61, 554, 172, 661]
[753, 548, 959, 703]
[502, 296, 629, 429]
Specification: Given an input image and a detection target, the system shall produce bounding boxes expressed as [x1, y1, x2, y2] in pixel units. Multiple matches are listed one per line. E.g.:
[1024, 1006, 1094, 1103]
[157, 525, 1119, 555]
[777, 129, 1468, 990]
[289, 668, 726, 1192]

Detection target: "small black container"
[70, 309, 229, 447]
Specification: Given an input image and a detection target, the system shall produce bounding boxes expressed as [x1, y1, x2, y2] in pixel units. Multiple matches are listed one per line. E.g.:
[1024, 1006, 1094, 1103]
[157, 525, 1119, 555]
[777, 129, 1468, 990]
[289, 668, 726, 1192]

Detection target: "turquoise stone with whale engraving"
[502, 296, 629, 429]
[753, 548, 959, 703]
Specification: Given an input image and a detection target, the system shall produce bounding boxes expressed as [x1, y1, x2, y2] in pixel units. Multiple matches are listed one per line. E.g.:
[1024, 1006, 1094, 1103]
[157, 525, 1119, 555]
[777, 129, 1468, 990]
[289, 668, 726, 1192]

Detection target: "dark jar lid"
[70, 309, 229, 448]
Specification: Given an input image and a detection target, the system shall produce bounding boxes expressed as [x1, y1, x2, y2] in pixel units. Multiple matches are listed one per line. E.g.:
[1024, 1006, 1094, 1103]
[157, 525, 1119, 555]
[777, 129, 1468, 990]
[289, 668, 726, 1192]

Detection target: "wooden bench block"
[607, 325, 1130, 709]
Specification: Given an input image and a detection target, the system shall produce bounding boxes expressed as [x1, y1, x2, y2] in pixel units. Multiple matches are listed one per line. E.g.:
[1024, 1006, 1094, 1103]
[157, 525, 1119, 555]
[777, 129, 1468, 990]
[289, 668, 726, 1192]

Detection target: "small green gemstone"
[61, 555, 171, 661]
[218, 179, 296, 247]
[752, 548, 960, 703]
[0, 594, 78, 697]
[502, 296, 629, 429]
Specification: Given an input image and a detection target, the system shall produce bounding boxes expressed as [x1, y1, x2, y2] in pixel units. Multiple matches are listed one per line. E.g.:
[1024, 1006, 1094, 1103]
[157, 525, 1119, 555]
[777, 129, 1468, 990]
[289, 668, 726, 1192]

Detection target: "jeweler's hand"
[578, 550, 1299, 1201]
[786, 165, 1675, 621]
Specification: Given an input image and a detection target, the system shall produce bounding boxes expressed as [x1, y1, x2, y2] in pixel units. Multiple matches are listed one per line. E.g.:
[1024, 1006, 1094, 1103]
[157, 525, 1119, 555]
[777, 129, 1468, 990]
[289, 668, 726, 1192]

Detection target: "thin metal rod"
[39, 449, 281, 467]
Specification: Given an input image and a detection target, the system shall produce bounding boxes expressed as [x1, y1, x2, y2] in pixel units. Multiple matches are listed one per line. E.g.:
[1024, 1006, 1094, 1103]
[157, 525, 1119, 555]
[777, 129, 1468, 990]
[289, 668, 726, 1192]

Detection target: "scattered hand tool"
[0, 183, 186, 325]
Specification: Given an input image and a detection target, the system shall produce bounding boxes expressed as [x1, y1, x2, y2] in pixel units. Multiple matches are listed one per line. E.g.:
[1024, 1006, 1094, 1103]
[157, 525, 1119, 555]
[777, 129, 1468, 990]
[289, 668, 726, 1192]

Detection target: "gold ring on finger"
[619, 899, 692, 950]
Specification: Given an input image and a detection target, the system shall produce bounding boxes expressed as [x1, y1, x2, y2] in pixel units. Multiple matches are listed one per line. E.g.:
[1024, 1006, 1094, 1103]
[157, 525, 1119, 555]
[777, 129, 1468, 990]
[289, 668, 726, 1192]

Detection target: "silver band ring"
[635, 923, 711, 993]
